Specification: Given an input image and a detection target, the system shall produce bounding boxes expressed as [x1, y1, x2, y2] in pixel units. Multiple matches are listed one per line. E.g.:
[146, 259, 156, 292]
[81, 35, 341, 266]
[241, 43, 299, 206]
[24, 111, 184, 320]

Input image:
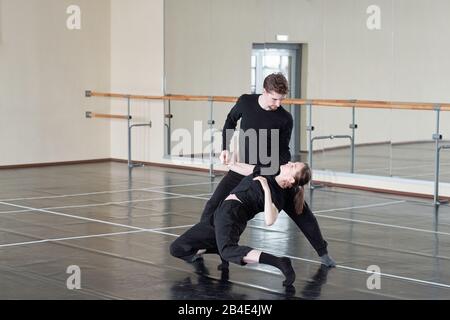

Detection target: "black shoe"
[301, 265, 329, 299]
[285, 285, 296, 297]
[217, 258, 229, 271]
[220, 268, 230, 282]
[190, 254, 203, 263]
[280, 257, 296, 287]
[190, 257, 210, 275]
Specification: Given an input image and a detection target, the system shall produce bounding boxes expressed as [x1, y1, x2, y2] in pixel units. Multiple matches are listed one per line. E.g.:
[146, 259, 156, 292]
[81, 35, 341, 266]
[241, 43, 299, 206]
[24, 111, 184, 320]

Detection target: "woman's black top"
[229, 167, 298, 221]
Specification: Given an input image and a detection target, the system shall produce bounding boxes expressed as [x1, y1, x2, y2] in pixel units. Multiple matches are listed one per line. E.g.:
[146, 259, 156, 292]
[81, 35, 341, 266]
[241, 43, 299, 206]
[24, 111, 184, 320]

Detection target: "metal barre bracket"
[130, 122, 152, 129]
[433, 134, 443, 141]
[312, 134, 352, 142]
[310, 134, 355, 181]
[85, 111, 92, 118]
[85, 90, 92, 97]
[435, 144, 450, 206]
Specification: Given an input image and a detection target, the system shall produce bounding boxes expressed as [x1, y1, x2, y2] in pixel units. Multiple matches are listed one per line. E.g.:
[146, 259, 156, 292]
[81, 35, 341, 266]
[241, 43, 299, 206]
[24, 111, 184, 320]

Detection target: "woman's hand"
[253, 176, 269, 190]
[254, 176, 278, 226]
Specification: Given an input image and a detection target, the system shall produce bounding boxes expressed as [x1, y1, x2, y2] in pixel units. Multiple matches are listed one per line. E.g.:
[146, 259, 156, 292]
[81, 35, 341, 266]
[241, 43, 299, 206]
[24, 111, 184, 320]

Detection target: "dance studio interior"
[1, 0, 450, 302]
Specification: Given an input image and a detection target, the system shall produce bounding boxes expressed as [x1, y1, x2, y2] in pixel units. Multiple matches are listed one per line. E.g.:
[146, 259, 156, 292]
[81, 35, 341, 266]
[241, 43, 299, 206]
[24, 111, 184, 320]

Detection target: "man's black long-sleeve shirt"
[222, 94, 293, 171]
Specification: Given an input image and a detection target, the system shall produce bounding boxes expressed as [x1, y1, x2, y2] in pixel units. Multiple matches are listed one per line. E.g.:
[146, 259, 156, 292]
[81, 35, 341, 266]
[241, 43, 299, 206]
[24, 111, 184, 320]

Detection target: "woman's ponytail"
[293, 163, 311, 215]
[294, 186, 305, 214]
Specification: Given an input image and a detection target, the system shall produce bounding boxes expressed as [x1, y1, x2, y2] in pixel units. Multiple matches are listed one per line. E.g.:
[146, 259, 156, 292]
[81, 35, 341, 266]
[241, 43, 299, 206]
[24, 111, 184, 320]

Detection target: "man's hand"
[220, 150, 231, 165]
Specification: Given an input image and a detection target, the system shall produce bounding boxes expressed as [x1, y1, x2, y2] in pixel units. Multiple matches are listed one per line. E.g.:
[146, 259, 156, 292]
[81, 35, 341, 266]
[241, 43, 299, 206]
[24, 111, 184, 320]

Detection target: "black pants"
[213, 200, 253, 265]
[211, 200, 328, 265]
[171, 171, 245, 262]
[169, 221, 218, 262]
[200, 170, 245, 224]
[170, 171, 328, 261]
[170, 200, 253, 265]
[287, 202, 328, 256]
[199, 170, 328, 256]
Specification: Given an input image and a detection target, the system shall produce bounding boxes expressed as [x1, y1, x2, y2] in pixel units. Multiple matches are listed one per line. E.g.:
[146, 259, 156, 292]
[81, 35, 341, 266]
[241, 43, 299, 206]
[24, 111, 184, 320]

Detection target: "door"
[251, 44, 302, 160]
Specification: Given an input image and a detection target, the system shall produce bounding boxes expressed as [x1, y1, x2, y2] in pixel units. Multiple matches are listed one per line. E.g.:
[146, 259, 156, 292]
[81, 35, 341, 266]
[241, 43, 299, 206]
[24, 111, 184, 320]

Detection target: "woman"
[170, 161, 332, 286]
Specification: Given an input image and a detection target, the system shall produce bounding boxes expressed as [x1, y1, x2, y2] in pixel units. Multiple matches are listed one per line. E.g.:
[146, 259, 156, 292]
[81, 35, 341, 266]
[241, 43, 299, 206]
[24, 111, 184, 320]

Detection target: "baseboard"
[305, 139, 450, 154]
[0, 159, 112, 169]
[313, 170, 450, 201]
[110, 158, 220, 174]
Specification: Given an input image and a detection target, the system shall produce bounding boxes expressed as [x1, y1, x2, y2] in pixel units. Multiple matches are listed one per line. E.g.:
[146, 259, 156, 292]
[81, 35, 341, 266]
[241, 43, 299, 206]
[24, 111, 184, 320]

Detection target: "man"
[190, 73, 335, 269]
[201, 73, 293, 224]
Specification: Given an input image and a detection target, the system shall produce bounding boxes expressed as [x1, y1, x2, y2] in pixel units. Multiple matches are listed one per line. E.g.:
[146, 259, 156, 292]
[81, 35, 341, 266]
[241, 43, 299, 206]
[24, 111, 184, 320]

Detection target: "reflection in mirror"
[168, 100, 220, 163]
[354, 108, 392, 177]
[162, 0, 450, 199]
[440, 112, 450, 184]
[256, 43, 302, 161]
[310, 0, 394, 177]
[163, 0, 216, 164]
[390, 109, 450, 183]
[307, 106, 394, 177]
[390, 109, 434, 181]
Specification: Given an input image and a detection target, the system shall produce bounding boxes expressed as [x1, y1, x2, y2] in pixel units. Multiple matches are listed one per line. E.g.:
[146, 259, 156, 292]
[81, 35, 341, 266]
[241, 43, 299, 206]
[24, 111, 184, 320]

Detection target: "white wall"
[0, 0, 111, 166]
[110, 0, 165, 164]
[164, 0, 450, 154]
[0, 0, 168, 167]
[316, 0, 450, 149]
[3, 0, 450, 171]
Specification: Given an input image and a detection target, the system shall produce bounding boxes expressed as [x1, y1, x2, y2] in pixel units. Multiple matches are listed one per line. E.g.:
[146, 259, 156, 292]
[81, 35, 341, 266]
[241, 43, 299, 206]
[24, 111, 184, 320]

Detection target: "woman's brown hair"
[293, 163, 312, 214]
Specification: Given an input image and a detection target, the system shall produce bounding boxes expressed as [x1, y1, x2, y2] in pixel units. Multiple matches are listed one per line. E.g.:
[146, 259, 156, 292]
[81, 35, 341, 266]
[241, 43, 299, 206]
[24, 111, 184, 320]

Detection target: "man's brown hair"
[263, 73, 289, 95]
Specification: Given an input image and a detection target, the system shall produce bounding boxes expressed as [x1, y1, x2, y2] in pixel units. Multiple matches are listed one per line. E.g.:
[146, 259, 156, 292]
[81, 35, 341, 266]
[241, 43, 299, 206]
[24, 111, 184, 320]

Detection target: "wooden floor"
[1, 162, 450, 300]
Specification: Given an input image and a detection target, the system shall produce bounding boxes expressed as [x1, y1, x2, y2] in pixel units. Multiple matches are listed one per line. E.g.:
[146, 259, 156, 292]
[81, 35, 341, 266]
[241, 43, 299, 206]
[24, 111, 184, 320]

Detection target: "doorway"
[251, 43, 302, 160]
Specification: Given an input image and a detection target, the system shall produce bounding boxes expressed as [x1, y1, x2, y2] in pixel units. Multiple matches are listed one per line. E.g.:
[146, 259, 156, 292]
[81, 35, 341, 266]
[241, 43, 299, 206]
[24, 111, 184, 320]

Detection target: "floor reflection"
[170, 271, 247, 300]
[170, 261, 331, 300]
[300, 265, 330, 299]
